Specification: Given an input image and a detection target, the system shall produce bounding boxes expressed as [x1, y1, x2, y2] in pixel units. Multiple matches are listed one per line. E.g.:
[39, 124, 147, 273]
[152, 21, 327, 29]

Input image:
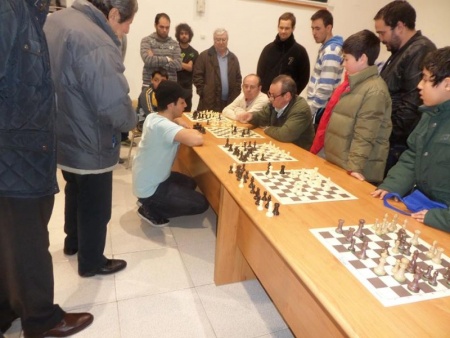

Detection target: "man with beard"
[175, 23, 198, 112]
[257, 12, 310, 95]
[141, 13, 182, 85]
[374, 1, 435, 175]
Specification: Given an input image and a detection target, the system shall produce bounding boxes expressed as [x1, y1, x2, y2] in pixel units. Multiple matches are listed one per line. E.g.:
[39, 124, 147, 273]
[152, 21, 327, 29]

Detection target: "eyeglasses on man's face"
[267, 91, 286, 100]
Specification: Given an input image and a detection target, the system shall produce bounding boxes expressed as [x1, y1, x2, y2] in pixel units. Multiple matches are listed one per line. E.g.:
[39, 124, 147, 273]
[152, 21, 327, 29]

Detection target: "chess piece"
[261, 191, 268, 201]
[383, 242, 390, 256]
[406, 250, 419, 273]
[411, 230, 421, 246]
[239, 178, 244, 188]
[373, 255, 387, 276]
[345, 228, 355, 242]
[348, 237, 356, 252]
[394, 261, 408, 283]
[254, 187, 260, 200]
[357, 240, 369, 259]
[426, 240, 437, 259]
[265, 195, 272, 209]
[265, 201, 274, 217]
[391, 259, 401, 274]
[228, 165, 233, 174]
[432, 247, 444, 264]
[336, 219, 344, 234]
[280, 165, 286, 175]
[407, 273, 421, 293]
[273, 203, 280, 216]
[225, 138, 229, 147]
[422, 265, 433, 281]
[429, 270, 439, 287]
[257, 199, 264, 211]
[354, 219, 365, 238]
[392, 240, 400, 254]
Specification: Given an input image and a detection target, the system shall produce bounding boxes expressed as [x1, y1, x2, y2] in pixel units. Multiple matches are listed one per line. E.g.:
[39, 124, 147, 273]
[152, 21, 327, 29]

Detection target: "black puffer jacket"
[0, 0, 58, 198]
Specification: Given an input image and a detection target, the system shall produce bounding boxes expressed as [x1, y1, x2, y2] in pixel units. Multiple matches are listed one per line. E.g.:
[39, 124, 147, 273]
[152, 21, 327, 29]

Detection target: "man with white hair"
[193, 28, 242, 112]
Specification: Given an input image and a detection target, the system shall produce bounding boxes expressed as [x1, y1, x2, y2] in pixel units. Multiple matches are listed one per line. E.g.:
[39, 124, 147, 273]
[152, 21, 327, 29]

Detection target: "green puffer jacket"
[324, 65, 392, 183]
[379, 100, 450, 232]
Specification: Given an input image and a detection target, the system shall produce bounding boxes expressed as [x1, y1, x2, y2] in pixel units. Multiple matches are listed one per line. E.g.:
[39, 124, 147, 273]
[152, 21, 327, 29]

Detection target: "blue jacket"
[0, 0, 58, 198]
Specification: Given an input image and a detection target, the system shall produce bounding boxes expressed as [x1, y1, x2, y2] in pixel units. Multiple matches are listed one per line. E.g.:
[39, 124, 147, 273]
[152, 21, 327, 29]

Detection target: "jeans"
[139, 172, 209, 219]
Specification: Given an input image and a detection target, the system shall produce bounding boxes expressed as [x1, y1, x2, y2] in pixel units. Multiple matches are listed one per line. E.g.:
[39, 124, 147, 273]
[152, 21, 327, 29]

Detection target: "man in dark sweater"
[257, 12, 310, 95]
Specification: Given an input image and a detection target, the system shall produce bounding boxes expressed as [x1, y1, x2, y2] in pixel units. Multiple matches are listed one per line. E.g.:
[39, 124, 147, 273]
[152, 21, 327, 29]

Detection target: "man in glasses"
[237, 75, 314, 150]
[374, 1, 435, 176]
[222, 74, 268, 120]
[193, 28, 242, 112]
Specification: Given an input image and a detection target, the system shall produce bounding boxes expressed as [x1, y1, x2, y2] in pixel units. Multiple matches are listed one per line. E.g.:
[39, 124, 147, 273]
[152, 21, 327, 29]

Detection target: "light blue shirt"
[275, 103, 289, 118]
[217, 51, 229, 101]
[132, 114, 183, 198]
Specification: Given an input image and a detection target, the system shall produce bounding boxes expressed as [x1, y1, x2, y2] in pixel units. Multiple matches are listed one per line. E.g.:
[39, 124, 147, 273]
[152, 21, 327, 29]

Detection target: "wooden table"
[174, 121, 450, 337]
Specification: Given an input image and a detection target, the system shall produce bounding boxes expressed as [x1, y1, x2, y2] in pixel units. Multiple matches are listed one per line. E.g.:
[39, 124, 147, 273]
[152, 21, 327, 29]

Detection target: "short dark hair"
[151, 68, 169, 80]
[374, 1, 416, 30]
[175, 23, 194, 43]
[88, 0, 138, 23]
[343, 30, 380, 66]
[272, 75, 297, 98]
[278, 12, 296, 28]
[421, 47, 450, 87]
[311, 9, 333, 27]
[155, 13, 170, 25]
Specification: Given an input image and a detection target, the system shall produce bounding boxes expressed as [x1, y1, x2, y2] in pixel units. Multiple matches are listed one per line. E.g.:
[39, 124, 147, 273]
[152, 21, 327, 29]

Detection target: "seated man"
[132, 81, 209, 227]
[136, 68, 169, 131]
[222, 74, 268, 120]
[238, 75, 314, 150]
[372, 47, 450, 233]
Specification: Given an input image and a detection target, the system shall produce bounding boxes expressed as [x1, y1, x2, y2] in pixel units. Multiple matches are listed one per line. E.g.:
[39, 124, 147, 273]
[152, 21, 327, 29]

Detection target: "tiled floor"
[4, 147, 294, 338]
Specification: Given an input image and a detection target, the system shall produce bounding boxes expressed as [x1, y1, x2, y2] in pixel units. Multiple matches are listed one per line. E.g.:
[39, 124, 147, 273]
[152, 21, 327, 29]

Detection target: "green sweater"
[250, 96, 314, 150]
[379, 100, 450, 232]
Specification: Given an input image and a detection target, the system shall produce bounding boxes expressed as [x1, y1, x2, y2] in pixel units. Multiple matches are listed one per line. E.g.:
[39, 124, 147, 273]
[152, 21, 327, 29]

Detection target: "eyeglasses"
[267, 92, 286, 100]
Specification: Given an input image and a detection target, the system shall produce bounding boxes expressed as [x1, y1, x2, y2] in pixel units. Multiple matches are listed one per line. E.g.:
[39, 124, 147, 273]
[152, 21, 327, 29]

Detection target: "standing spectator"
[238, 75, 314, 150]
[175, 23, 199, 112]
[374, 0, 436, 175]
[193, 28, 242, 112]
[222, 74, 269, 120]
[44, 0, 138, 277]
[307, 9, 344, 130]
[322, 30, 392, 185]
[0, 0, 93, 336]
[257, 12, 310, 95]
[132, 81, 209, 227]
[141, 13, 182, 85]
[372, 47, 450, 232]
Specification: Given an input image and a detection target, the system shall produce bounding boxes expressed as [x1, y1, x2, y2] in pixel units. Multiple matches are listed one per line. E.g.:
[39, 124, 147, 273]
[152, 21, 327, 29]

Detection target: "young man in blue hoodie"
[307, 9, 344, 130]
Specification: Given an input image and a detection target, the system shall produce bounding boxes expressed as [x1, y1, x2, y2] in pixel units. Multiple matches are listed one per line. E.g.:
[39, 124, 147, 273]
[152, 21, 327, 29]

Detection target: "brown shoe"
[25, 312, 93, 338]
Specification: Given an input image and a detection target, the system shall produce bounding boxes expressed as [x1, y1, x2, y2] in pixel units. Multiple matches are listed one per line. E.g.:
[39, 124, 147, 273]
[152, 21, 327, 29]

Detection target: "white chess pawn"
[239, 178, 244, 188]
[432, 247, 444, 264]
[257, 200, 264, 211]
[373, 255, 387, 276]
[266, 201, 274, 217]
[391, 259, 401, 274]
[426, 240, 437, 259]
[394, 261, 408, 283]
[411, 230, 421, 246]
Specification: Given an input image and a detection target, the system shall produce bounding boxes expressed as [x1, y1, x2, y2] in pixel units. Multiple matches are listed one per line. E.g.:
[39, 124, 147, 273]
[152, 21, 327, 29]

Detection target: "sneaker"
[137, 207, 169, 227]
[121, 139, 137, 147]
[136, 200, 143, 208]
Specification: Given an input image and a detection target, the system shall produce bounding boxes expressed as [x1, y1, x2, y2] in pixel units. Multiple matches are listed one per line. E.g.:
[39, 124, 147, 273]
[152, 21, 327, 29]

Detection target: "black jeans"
[0, 196, 64, 335]
[139, 172, 209, 219]
[62, 170, 112, 274]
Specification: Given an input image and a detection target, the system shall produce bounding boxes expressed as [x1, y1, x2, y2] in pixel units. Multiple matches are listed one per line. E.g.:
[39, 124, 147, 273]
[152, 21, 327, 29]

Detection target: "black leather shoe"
[79, 259, 127, 277]
[24, 312, 93, 338]
[63, 247, 78, 256]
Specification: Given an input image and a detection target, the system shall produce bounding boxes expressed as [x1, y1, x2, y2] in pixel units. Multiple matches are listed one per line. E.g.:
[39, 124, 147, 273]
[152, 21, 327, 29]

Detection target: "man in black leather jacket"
[374, 1, 436, 175]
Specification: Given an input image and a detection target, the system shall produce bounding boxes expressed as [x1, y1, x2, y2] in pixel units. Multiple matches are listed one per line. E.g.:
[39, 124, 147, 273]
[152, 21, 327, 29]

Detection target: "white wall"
[71, 0, 450, 104]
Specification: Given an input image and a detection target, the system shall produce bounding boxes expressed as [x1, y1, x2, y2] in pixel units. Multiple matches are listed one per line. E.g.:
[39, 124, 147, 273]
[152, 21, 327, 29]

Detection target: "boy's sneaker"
[137, 207, 169, 228]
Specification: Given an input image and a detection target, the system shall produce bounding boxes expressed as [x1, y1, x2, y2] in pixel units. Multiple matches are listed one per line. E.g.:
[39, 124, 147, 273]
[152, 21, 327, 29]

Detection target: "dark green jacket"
[250, 96, 314, 150]
[379, 100, 450, 232]
[324, 66, 392, 183]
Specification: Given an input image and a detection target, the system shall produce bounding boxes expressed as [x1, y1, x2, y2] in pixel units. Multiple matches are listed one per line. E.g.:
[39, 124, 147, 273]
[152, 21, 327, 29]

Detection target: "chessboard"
[310, 218, 450, 307]
[206, 125, 264, 139]
[220, 141, 296, 163]
[250, 168, 356, 205]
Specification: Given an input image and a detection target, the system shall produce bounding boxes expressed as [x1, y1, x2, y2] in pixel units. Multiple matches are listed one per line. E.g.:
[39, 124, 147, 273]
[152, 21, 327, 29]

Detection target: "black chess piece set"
[229, 162, 280, 216]
[193, 122, 206, 134]
[224, 139, 262, 162]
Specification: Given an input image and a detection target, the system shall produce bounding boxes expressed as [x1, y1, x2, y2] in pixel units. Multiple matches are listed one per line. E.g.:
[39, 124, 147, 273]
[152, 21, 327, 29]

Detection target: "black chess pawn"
[273, 203, 280, 216]
[261, 191, 268, 201]
[247, 128, 251, 135]
[225, 138, 229, 147]
[255, 195, 261, 206]
[241, 129, 245, 137]
[261, 153, 265, 161]
[228, 165, 233, 174]
[244, 170, 249, 180]
[336, 219, 344, 234]
[280, 165, 286, 175]
[228, 144, 233, 152]
[265, 195, 272, 209]
[248, 177, 255, 189]
[348, 238, 356, 252]
[233, 126, 237, 134]
[254, 187, 260, 200]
